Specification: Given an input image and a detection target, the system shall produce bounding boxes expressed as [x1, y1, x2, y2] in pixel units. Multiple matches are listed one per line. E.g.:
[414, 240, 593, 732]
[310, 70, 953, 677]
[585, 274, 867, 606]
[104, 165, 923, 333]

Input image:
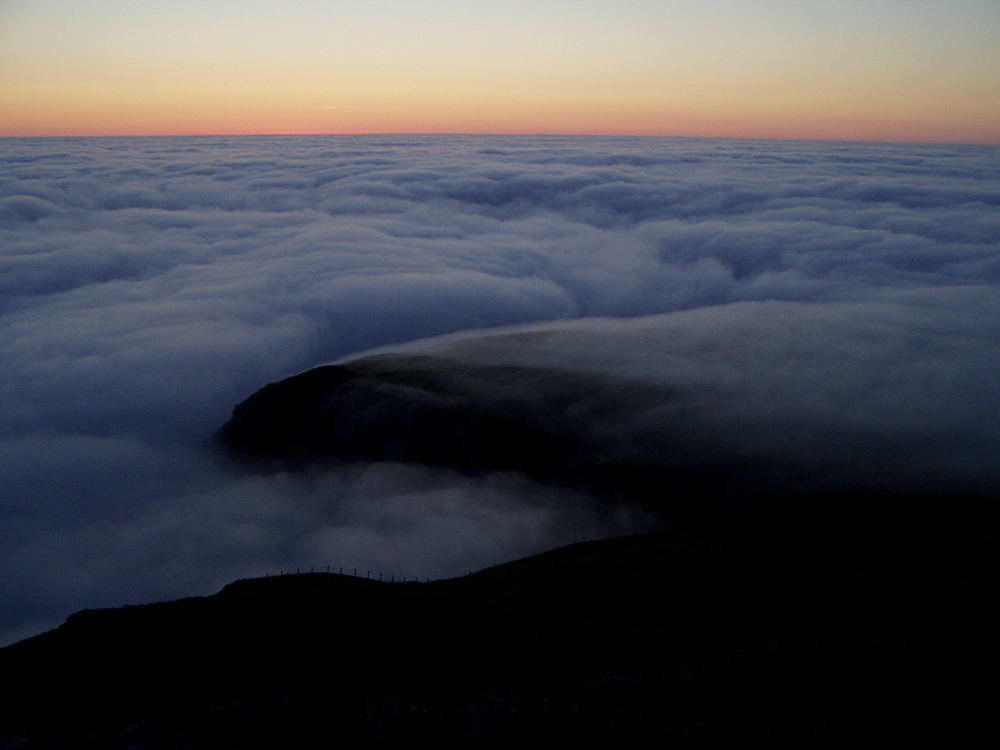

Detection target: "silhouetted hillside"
[214, 355, 847, 522]
[1, 498, 993, 747]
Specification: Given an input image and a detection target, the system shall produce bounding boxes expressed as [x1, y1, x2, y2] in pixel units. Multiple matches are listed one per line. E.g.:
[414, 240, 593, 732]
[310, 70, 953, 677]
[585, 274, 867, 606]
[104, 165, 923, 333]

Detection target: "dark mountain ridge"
[5, 350, 995, 746]
[1, 497, 994, 747]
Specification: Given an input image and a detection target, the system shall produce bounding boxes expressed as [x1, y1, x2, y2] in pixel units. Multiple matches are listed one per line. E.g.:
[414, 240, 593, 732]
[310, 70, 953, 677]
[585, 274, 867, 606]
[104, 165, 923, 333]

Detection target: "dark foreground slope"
[1, 500, 994, 748]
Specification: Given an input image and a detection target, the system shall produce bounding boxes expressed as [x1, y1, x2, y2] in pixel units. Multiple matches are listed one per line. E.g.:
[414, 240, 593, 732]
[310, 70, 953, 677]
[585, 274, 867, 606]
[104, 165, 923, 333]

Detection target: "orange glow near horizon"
[1, 1, 998, 145]
[5, 70, 998, 145]
[4, 107, 998, 148]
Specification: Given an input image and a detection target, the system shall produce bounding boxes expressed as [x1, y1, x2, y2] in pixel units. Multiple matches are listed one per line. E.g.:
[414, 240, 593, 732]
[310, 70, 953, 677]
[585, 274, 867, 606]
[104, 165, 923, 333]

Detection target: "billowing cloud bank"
[1, 135, 998, 645]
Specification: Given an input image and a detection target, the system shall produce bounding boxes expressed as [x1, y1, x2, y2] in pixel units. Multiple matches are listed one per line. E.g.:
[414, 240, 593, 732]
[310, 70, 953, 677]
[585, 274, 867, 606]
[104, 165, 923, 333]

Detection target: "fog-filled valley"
[2, 135, 998, 646]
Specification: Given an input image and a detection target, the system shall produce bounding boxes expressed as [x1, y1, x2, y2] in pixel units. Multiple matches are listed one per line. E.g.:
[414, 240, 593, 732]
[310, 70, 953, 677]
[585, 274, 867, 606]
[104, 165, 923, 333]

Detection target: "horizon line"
[2, 131, 997, 148]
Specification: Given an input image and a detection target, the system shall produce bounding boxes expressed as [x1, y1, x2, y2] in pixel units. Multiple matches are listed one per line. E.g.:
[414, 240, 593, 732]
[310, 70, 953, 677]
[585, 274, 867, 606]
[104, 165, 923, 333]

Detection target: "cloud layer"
[1, 135, 998, 645]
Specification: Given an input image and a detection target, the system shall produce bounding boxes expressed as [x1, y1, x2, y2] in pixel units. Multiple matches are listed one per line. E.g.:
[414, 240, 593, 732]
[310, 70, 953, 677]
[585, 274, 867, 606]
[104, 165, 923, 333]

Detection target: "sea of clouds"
[1, 134, 998, 645]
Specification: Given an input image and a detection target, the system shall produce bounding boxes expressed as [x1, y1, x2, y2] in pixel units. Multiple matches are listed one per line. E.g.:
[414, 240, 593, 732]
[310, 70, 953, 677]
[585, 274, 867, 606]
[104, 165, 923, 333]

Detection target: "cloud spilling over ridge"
[3, 136, 998, 444]
[407, 289, 1000, 495]
[1, 135, 998, 646]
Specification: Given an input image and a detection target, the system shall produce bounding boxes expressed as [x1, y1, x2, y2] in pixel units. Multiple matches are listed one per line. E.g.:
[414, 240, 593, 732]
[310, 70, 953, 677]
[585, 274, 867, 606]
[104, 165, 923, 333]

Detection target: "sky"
[1, 135, 999, 645]
[2, 0, 999, 142]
